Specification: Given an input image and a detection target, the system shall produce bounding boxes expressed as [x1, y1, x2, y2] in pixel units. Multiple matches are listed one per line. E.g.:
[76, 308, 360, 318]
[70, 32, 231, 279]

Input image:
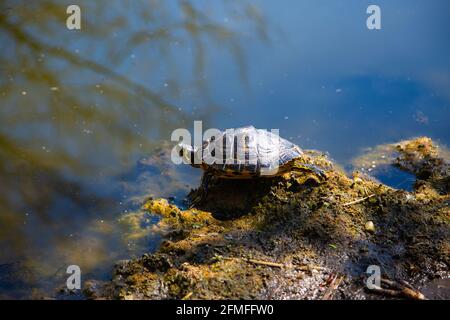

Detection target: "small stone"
[365, 221, 375, 233]
[354, 177, 363, 184]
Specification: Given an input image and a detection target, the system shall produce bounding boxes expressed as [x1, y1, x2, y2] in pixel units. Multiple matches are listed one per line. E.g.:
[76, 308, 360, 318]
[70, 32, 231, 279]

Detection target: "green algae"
[110, 137, 449, 300]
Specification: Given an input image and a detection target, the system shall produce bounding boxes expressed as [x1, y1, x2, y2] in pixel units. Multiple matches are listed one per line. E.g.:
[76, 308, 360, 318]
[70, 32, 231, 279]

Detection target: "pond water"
[0, 0, 449, 298]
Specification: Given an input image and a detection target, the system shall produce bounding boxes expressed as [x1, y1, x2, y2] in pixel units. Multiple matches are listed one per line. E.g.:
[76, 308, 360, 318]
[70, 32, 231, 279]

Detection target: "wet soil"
[92, 137, 449, 300]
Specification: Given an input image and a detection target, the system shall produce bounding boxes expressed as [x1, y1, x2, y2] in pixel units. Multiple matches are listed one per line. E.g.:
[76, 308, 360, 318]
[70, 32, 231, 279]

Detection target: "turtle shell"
[198, 126, 303, 178]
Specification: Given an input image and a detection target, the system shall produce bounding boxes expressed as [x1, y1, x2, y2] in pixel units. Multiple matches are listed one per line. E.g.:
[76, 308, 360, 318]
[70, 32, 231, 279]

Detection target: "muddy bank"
[101, 137, 449, 300]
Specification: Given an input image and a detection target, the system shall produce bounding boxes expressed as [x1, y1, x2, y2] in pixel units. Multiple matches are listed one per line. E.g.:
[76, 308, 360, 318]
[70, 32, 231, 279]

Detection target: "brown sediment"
[109, 137, 449, 300]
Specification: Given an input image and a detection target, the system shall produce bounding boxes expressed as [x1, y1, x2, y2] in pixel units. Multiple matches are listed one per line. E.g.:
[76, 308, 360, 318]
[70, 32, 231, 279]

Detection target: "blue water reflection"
[0, 0, 449, 298]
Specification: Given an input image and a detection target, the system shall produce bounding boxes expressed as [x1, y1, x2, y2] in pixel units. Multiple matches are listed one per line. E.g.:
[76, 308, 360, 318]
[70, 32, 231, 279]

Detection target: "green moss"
[111, 137, 450, 300]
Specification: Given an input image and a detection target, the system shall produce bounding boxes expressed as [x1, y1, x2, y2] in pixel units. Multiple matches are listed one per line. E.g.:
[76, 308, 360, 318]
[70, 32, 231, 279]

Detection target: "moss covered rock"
[111, 138, 449, 300]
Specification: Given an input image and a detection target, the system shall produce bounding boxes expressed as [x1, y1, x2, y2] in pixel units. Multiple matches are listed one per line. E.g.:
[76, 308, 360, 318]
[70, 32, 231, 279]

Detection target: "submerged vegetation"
[92, 137, 450, 300]
[0, 0, 269, 298]
[1, 1, 449, 300]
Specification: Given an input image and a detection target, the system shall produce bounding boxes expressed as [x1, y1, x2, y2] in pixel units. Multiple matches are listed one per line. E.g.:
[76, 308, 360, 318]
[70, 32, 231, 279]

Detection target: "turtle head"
[176, 143, 202, 168]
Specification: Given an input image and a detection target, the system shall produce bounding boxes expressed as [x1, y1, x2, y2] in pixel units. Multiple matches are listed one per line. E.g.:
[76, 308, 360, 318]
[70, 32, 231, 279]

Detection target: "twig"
[222, 256, 284, 268]
[322, 275, 344, 300]
[367, 278, 426, 300]
[246, 258, 284, 268]
[246, 258, 325, 271]
[224, 256, 326, 272]
[342, 194, 375, 206]
[381, 279, 426, 300]
[181, 292, 193, 300]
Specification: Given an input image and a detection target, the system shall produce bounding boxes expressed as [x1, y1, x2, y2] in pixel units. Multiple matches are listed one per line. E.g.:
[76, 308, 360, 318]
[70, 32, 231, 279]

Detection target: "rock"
[109, 137, 449, 300]
[83, 280, 111, 300]
[365, 221, 375, 233]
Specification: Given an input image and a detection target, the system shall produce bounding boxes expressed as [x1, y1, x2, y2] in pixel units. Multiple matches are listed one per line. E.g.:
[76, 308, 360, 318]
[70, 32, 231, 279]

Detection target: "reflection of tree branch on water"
[0, 0, 270, 155]
[0, 17, 181, 115]
[0, 132, 115, 259]
[0, 1, 271, 293]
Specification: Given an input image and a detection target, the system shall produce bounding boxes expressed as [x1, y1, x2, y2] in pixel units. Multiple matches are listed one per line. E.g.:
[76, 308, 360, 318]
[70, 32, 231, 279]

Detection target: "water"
[0, 0, 449, 298]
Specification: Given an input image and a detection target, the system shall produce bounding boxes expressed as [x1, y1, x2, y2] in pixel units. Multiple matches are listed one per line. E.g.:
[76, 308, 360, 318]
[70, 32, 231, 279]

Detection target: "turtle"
[175, 126, 327, 180]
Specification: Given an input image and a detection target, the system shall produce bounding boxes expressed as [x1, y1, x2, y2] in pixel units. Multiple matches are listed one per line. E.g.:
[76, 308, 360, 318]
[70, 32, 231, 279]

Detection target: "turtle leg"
[189, 172, 213, 208]
[201, 172, 213, 194]
[292, 163, 327, 181]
